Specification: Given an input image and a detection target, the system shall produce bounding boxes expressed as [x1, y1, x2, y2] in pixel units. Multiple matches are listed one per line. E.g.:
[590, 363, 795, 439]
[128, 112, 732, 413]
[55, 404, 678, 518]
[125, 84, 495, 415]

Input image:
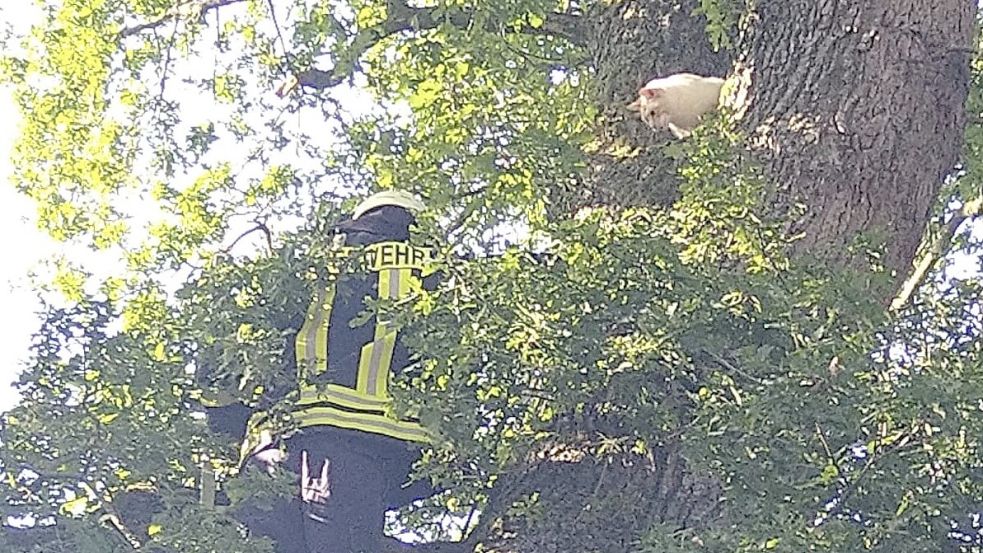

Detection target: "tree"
[1, 0, 982, 552]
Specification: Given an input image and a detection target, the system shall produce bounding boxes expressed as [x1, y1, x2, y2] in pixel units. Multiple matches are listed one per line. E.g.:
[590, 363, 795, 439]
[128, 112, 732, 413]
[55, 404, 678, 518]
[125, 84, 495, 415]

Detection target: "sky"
[0, 3, 376, 414]
[0, 86, 52, 411]
[0, 4, 49, 412]
[0, 4, 372, 414]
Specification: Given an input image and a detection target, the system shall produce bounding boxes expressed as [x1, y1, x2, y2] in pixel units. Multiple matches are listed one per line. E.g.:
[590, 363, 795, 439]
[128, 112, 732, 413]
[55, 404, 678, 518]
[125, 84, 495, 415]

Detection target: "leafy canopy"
[1, 1, 983, 553]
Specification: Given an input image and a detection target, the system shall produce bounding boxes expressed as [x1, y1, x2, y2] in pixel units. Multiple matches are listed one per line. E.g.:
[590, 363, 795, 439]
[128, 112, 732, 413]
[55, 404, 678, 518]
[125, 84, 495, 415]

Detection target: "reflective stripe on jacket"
[241, 240, 435, 459]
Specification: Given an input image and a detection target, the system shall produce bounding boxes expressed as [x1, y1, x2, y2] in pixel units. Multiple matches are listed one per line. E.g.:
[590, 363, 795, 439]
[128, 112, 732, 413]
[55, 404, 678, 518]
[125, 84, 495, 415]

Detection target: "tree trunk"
[736, 0, 974, 276]
[491, 1, 975, 551]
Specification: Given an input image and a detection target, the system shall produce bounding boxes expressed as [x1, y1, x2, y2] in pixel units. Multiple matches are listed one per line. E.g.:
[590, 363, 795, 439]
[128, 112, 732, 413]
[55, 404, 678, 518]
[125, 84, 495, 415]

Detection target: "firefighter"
[224, 190, 438, 553]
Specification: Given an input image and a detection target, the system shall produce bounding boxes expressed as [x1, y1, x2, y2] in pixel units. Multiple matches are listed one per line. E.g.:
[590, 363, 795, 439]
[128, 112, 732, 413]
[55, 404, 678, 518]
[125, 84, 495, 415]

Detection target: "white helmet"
[351, 190, 426, 220]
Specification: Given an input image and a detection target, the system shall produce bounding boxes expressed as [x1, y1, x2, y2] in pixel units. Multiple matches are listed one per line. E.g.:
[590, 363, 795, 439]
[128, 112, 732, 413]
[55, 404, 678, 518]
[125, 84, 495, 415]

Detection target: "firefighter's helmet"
[352, 190, 426, 220]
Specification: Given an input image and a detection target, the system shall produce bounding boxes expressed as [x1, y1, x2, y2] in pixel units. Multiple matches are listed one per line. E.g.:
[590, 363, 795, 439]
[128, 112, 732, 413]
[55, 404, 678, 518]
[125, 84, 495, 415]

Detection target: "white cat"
[627, 73, 725, 138]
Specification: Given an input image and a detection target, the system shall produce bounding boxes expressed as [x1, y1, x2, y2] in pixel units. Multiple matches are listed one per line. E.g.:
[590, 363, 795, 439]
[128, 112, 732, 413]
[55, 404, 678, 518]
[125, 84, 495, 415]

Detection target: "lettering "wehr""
[363, 242, 433, 270]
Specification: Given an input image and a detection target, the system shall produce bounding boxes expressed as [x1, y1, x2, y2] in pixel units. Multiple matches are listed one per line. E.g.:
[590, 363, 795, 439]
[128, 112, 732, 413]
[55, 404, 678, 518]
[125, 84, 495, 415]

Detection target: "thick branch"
[891, 196, 982, 311]
[295, 1, 585, 92]
[123, 0, 582, 94]
[120, 0, 247, 38]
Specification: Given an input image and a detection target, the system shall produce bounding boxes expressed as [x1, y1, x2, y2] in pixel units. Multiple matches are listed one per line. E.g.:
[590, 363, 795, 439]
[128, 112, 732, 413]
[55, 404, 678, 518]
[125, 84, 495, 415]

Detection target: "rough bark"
[484, 4, 736, 549]
[551, 0, 732, 214]
[480, 440, 723, 553]
[485, 1, 975, 552]
[735, 0, 974, 277]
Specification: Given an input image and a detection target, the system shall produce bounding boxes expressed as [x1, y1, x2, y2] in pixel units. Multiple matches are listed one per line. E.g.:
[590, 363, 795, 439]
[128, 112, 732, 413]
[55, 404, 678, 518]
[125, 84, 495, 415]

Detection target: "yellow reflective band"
[357, 268, 399, 397]
[295, 285, 335, 380]
[375, 268, 402, 396]
[291, 405, 430, 443]
[296, 383, 392, 411]
[371, 332, 397, 397]
[398, 267, 412, 296]
[314, 287, 333, 375]
[240, 403, 430, 465]
[294, 292, 315, 375]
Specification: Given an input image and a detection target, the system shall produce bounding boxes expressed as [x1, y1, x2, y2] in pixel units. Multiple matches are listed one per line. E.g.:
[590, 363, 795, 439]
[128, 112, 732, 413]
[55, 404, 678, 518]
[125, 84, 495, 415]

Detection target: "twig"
[701, 348, 765, 385]
[461, 501, 480, 541]
[294, 2, 586, 93]
[264, 0, 294, 70]
[156, 17, 179, 101]
[223, 220, 275, 254]
[499, 33, 570, 64]
[99, 510, 144, 549]
[814, 422, 834, 461]
[120, 0, 247, 38]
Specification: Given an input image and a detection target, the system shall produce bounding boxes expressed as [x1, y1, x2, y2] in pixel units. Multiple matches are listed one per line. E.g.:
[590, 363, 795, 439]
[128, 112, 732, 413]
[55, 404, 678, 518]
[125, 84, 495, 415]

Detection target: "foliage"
[0, 0, 982, 552]
[692, 0, 746, 51]
[399, 135, 983, 552]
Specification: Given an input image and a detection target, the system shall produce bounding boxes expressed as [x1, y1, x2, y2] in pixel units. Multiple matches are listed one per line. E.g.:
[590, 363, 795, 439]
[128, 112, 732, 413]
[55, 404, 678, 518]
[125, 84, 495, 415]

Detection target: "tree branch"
[124, 0, 582, 96]
[120, 0, 247, 38]
[891, 196, 982, 311]
[292, 1, 585, 93]
[222, 220, 275, 255]
[386, 2, 586, 46]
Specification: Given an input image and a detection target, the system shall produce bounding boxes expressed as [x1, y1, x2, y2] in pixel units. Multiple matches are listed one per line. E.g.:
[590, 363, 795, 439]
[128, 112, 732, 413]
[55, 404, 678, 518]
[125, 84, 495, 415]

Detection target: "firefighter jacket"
[241, 205, 436, 460]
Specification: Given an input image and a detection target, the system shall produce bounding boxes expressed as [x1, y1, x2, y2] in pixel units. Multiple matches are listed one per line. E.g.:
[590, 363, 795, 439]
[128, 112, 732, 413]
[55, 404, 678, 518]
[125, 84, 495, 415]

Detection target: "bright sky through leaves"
[0, 5, 46, 412]
[0, 86, 48, 412]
